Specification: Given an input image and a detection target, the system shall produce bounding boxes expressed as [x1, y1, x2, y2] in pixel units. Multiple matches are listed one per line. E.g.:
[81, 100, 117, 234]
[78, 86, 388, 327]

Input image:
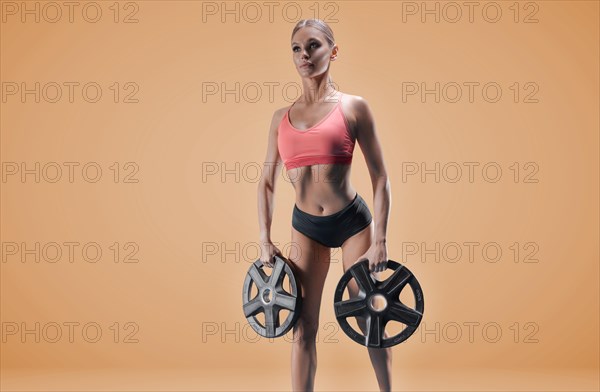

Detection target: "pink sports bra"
[277, 93, 355, 171]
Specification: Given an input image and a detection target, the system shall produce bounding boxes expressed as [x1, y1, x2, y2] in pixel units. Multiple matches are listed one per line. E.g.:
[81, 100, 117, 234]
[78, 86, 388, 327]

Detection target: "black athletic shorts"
[292, 192, 373, 248]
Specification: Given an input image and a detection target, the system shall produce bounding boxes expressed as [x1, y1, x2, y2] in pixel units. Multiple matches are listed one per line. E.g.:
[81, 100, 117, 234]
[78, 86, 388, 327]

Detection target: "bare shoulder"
[271, 105, 290, 126]
[341, 93, 370, 113]
[340, 93, 372, 139]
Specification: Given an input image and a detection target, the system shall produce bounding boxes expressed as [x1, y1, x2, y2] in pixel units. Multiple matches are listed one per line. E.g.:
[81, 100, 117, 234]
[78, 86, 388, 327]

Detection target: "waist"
[288, 164, 352, 194]
[293, 190, 358, 217]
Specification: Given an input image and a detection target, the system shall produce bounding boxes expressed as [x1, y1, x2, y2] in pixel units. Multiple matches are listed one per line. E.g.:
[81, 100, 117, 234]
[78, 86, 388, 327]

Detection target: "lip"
[300, 62, 312, 68]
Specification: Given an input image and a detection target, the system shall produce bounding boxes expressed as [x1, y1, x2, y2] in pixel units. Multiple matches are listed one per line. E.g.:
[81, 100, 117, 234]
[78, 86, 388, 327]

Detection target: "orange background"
[1, 1, 598, 391]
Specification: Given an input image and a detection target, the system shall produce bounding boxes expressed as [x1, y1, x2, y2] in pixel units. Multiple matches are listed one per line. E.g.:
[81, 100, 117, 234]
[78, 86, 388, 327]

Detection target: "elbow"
[258, 180, 275, 194]
[374, 173, 390, 186]
[373, 175, 390, 193]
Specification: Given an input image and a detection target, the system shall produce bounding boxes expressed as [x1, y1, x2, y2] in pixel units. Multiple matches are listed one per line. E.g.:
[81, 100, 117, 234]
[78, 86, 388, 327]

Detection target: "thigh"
[339, 221, 374, 331]
[341, 220, 374, 296]
[288, 226, 331, 334]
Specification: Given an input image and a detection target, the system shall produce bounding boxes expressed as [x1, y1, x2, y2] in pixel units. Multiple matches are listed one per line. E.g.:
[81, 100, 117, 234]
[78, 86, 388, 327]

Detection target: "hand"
[356, 241, 388, 273]
[259, 240, 283, 268]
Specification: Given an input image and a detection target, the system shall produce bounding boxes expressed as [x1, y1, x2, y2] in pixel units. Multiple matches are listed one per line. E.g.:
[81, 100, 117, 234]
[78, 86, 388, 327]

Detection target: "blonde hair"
[291, 19, 337, 88]
[291, 18, 335, 48]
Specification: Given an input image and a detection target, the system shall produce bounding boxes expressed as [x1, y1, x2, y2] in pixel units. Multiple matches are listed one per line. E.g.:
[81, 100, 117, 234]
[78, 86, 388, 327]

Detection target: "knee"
[356, 316, 368, 334]
[356, 317, 391, 343]
[292, 318, 319, 346]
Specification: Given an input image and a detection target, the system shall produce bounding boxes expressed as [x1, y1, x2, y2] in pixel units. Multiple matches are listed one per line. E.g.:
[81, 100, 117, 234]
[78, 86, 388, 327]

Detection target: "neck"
[299, 76, 336, 104]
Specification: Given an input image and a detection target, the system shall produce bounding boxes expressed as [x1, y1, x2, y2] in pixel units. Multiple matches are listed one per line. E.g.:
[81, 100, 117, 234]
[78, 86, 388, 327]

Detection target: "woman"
[257, 19, 392, 392]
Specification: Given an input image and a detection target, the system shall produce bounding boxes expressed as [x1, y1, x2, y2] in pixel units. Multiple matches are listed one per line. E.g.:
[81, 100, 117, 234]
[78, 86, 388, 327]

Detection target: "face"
[291, 26, 337, 77]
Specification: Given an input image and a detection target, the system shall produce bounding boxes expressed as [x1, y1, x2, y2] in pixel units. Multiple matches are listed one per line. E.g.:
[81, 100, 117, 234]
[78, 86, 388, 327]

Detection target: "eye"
[292, 42, 320, 52]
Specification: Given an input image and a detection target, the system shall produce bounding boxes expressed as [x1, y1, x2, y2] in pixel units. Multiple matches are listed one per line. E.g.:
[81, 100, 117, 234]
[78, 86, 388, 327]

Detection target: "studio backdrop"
[1, 1, 598, 391]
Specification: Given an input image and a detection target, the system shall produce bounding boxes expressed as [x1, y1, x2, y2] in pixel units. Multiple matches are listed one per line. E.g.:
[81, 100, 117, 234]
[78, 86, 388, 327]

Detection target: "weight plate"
[333, 259, 424, 348]
[242, 255, 302, 338]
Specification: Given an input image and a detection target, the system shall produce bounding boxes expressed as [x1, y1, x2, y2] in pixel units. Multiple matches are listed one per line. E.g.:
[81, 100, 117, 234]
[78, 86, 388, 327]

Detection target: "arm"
[257, 109, 284, 243]
[354, 97, 391, 272]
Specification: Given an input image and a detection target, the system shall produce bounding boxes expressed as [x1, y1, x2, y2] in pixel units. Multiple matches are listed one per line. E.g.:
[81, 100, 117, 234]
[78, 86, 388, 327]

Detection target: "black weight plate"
[242, 255, 302, 338]
[333, 259, 424, 348]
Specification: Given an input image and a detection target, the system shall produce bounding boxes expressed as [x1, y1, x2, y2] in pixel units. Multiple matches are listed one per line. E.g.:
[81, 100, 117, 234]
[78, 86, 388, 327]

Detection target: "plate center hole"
[262, 288, 273, 303]
[369, 293, 387, 312]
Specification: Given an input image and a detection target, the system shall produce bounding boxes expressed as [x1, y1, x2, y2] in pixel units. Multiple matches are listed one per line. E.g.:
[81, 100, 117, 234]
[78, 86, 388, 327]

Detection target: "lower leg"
[291, 327, 318, 391]
[359, 319, 393, 392]
[367, 336, 392, 391]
